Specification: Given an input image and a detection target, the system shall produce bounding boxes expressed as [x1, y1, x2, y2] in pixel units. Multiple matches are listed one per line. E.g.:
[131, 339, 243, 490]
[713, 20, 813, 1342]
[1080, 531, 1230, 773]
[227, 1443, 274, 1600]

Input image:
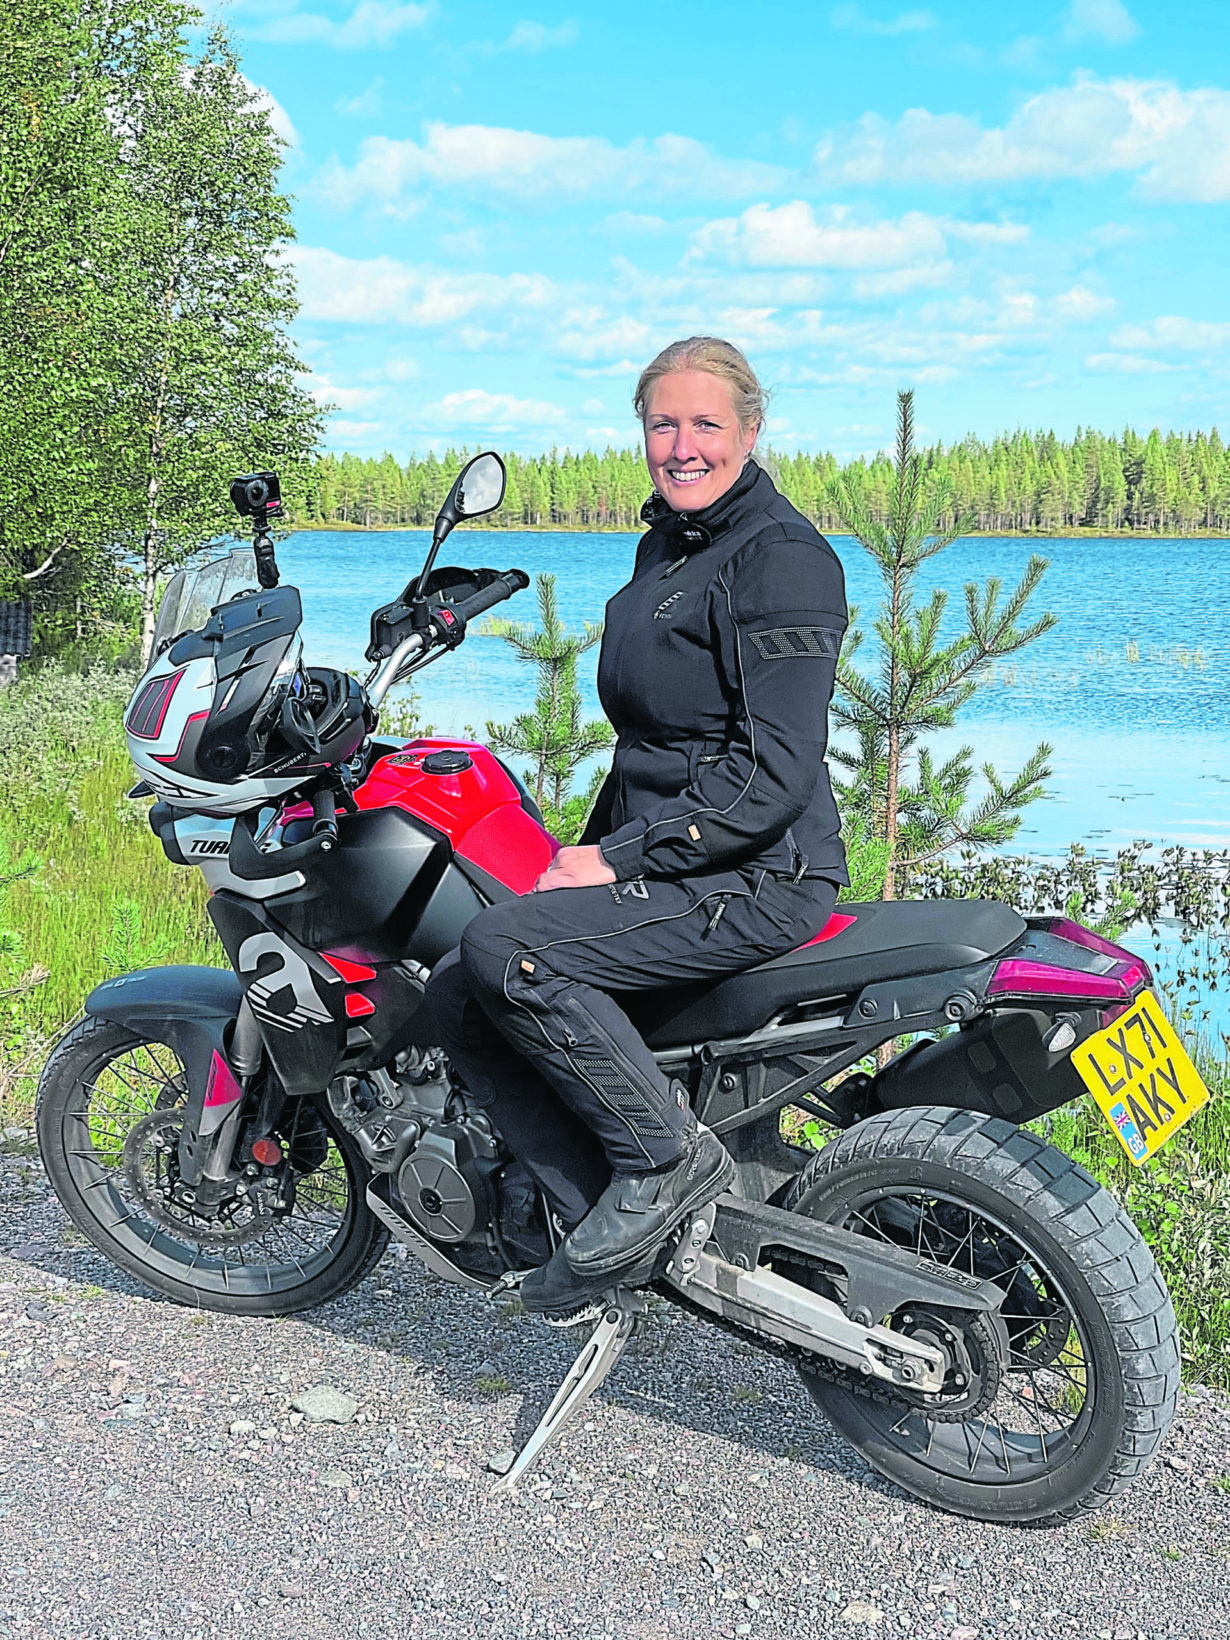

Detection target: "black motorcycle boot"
[562, 1124, 734, 1279]
[518, 1242, 658, 1326]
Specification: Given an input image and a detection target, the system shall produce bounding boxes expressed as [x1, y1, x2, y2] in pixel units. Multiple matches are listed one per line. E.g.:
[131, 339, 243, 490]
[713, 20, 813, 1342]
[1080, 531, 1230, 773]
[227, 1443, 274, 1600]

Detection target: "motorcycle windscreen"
[152, 549, 260, 656]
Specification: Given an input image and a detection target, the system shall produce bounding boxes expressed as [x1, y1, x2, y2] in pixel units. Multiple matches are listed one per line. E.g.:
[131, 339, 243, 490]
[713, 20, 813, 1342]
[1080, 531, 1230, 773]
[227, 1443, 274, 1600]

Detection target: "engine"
[327, 1051, 499, 1245]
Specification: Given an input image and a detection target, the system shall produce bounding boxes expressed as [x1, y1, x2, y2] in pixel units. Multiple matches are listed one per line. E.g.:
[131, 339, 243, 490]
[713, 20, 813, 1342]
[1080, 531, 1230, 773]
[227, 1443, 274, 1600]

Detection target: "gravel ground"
[0, 1143, 1227, 1640]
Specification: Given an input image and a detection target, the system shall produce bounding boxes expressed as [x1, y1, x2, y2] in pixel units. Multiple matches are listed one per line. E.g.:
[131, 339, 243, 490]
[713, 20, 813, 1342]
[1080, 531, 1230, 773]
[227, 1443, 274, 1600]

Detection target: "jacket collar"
[639, 460, 767, 552]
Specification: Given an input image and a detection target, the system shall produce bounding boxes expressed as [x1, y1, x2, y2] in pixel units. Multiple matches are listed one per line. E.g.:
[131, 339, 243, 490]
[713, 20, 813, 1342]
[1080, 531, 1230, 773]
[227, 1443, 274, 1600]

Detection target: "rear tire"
[783, 1106, 1179, 1523]
[36, 1015, 388, 1316]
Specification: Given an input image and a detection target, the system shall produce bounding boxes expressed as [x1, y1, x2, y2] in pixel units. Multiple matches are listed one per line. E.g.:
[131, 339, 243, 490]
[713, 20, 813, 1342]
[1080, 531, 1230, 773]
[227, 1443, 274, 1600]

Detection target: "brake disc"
[122, 1110, 276, 1248]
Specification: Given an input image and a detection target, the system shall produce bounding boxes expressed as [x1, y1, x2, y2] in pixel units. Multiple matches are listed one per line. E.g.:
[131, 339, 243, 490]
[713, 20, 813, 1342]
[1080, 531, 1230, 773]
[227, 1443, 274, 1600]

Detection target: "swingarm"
[661, 1196, 1005, 1395]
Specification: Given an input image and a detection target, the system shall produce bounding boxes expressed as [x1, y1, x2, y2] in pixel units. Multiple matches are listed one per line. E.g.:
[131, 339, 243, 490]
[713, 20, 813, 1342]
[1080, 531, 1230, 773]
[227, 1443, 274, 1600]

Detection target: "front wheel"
[36, 1015, 388, 1315]
[783, 1107, 1180, 1522]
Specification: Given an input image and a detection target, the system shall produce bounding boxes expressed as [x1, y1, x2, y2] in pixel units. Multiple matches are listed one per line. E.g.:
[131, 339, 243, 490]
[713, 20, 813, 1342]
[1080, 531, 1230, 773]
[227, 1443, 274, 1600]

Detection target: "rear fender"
[85, 966, 246, 1184]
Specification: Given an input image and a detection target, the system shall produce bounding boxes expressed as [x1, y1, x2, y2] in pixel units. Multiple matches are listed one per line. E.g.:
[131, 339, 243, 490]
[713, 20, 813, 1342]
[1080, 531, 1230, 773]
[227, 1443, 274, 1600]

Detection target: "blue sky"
[217, 0, 1230, 460]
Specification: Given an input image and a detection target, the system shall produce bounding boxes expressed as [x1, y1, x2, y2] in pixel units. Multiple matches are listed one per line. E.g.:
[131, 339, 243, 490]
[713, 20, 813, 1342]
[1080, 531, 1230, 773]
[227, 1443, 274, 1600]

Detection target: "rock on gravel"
[842, 1601, 885, 1625]
[1, 1148, 1229, 1640]
[290, 1385, 359, 1423]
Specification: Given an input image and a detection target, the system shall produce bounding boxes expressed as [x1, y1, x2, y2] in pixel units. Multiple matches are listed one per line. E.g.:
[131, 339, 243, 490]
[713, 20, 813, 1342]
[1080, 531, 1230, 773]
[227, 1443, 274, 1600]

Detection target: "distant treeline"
[299, 426, 1230, 535]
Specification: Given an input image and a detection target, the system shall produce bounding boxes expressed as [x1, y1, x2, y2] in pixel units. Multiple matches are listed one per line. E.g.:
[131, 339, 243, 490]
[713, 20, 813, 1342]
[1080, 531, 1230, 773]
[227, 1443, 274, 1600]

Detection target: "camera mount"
[229, 472, 282, 589]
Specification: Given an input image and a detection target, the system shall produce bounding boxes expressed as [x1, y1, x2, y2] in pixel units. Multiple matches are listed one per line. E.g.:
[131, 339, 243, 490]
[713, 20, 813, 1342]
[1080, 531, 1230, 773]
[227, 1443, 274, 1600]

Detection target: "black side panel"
[409, 863, 487, 967]
[208, 896, 348, 1096]
[260, 806, 445, 957]
[208, 894, 442, 1092]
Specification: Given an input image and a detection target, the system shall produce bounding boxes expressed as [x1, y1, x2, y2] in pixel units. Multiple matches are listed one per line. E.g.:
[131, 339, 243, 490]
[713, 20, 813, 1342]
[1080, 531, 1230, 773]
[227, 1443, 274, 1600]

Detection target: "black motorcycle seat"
[629, 898, 1026, 1049]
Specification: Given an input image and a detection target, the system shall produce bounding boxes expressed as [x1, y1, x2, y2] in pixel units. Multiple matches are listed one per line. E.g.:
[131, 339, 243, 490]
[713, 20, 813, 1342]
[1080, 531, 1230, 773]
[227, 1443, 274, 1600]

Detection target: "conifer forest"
[301, 427, 1230, 535]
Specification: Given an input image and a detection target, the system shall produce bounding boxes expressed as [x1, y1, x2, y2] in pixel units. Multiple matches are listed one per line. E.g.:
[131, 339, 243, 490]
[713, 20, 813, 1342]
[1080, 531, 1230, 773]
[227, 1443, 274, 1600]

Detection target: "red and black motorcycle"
[37, 454, 1194, 1520]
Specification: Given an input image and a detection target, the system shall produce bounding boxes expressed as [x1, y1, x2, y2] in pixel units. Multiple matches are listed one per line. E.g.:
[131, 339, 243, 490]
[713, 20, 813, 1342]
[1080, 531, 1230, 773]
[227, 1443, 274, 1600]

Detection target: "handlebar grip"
[311, 786, 338, 849]
[451, 568, 529, 624]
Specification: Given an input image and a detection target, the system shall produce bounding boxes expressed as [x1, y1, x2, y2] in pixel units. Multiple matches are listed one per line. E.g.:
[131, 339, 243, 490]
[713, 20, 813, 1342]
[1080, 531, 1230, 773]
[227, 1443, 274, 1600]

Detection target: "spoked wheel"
[36, 1016, 387, 1315]
[784, 1107, 1180, 1522]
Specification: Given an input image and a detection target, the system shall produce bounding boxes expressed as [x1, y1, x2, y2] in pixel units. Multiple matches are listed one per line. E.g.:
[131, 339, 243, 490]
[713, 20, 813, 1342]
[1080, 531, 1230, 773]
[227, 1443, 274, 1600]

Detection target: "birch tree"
[107, 23, 321, 662]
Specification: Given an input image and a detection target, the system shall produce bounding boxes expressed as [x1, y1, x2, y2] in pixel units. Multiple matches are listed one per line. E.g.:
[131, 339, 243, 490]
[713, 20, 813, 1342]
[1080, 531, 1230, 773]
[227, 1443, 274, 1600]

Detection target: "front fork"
[178, 999, 265, 1189]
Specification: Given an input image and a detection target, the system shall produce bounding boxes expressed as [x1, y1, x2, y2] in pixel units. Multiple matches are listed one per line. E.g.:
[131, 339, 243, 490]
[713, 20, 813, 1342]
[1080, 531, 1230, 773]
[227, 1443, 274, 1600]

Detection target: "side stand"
[492, 1289, 646, 1495]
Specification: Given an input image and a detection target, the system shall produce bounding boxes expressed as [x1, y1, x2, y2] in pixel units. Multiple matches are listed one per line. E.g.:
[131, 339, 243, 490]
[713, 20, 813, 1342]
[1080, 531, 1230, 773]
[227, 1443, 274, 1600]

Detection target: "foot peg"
[491, 1288, 646, 1495]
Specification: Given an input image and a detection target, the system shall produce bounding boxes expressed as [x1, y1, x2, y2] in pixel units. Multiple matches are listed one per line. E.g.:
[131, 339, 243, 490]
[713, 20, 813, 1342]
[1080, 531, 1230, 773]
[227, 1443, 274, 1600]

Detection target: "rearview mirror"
[414, 451, 508, 599]
[454, 451, 506, 520]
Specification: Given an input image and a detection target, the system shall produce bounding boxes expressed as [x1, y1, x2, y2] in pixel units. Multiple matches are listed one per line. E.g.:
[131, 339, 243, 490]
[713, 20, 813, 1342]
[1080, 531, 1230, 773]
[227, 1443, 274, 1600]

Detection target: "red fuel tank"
[354, 739, 557, 895]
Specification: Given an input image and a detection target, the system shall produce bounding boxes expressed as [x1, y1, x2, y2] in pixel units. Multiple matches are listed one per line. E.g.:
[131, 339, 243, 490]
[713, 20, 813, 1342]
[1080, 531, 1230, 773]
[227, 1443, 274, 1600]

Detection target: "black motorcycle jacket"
[580, 461, 848, 884]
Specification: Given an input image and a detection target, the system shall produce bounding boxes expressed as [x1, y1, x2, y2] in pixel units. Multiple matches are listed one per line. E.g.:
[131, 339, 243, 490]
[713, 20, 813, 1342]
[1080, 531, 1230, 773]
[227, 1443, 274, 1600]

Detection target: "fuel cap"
[421, 749, 473, 775]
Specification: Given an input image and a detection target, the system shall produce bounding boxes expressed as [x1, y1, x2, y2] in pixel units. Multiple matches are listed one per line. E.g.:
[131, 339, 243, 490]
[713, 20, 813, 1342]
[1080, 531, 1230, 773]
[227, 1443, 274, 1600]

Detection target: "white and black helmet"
[125, 552, 370, 815]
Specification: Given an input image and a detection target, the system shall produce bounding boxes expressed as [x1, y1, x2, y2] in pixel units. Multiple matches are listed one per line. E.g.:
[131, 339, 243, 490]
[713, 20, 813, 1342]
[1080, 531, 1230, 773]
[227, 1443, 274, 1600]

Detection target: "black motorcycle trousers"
[426, 866, 838, 1229]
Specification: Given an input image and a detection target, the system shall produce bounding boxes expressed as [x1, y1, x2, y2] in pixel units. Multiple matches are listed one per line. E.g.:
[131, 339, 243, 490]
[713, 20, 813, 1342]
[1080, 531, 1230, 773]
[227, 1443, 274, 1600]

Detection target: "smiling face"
[643, 369, 758, 513]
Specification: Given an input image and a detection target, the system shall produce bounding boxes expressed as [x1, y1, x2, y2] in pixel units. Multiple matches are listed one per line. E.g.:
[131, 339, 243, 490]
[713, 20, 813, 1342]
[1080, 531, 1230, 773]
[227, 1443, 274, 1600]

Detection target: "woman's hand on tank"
[534, 845, 617, 892]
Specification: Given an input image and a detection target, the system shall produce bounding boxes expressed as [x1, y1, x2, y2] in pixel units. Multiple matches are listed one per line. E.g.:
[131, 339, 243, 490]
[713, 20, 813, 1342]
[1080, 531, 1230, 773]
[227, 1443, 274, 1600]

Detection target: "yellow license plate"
[1070, 991, 1210, 1165]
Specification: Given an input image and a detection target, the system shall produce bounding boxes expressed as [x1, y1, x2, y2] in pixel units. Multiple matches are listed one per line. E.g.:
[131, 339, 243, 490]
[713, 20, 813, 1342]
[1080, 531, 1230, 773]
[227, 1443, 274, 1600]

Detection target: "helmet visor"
[152, 549, 260, 655]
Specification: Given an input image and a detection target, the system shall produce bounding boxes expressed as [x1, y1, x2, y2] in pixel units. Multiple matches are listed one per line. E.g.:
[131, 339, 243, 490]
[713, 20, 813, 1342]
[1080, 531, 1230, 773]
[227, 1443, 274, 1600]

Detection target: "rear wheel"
[783, 1107, 1180, 1522]
[36, 1015, 388, 1315]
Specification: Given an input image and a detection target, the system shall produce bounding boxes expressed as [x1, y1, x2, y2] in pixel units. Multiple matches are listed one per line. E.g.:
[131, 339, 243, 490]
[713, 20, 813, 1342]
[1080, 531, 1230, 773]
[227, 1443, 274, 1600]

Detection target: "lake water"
[279, 526, 1230, 865]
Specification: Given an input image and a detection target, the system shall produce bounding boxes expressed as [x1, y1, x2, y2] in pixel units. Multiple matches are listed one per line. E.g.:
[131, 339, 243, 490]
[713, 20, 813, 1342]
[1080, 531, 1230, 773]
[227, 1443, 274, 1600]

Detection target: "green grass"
[0, 663, 218, 1121]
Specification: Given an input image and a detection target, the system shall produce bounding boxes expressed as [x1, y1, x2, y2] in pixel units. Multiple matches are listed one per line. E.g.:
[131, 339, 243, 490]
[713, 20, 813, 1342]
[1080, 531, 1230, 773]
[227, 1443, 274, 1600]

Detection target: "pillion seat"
[627, 898, 1027, 1050]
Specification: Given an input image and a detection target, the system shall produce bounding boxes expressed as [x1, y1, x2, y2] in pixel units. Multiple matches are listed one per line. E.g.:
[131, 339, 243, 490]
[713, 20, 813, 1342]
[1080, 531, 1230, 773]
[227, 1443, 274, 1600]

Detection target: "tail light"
[989, 918, 1152, 1005]
[1036, 917, 1153, 979]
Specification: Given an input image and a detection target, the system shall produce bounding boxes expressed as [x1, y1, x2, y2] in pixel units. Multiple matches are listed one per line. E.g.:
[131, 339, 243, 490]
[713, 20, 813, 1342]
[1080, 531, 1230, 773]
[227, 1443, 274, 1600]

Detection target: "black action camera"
[229, 472, 282, 519]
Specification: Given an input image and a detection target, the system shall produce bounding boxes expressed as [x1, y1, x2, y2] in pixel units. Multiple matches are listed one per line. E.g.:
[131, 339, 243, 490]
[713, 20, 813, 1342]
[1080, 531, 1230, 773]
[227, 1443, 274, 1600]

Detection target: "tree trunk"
[140, 534, 159, 667]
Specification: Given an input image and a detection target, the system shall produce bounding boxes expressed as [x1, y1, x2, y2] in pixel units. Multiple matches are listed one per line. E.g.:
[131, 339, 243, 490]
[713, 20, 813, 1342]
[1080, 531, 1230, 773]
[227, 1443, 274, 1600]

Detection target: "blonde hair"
[634, 336, 767, 441]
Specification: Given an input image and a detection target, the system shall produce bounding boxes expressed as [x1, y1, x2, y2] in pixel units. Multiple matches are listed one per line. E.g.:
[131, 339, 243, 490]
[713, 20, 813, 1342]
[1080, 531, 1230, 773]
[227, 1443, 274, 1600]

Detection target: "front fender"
[86, 966, 245, 1184]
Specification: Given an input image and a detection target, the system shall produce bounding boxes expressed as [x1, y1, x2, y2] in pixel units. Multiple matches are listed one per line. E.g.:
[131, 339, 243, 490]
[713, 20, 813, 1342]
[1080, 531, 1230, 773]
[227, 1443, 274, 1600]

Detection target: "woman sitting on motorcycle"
[427, 336, 849, 1321]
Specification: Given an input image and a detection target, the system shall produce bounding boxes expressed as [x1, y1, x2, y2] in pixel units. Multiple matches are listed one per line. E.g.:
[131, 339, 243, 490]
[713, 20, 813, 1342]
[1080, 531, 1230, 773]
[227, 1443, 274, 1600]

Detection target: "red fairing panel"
[354, 739, 557, 894]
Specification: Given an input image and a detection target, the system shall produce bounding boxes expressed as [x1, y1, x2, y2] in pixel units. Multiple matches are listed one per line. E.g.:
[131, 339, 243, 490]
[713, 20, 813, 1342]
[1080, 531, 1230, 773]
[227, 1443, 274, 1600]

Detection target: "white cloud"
[418, 389, 567, 430]
[241, 77, 298, 147]
[852, 263, 955, 298]
[814, 76, 1230, 201]
[830, 5, 937, 34]
[1086, 352, 1176, 373]
[241, 1, 431, 49]
[331, 419, 386, 439]
[554, 315, 653, 362]
[1063, 0, 1139, 46]
[291, 246, 557, 326]
[504, 19, 579, 51]
[315, 122, 784, 207]
[580, 398, 606, 415]
[335, 78, 386, 118]
[944, 220, 1029, 245]
[1055, 285, 1116, 320]
[1111, 316, 1230, 351]
[385, 358, 419, 381]
[309, 375, 380, 410]
[690, 202, 947, 269]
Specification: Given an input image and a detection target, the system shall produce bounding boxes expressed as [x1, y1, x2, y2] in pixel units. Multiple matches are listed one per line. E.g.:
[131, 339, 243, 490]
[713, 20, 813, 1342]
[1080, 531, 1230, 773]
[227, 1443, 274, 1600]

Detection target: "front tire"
[36, 1015, 388, 1316]
[783, 1107, 1180, 1523]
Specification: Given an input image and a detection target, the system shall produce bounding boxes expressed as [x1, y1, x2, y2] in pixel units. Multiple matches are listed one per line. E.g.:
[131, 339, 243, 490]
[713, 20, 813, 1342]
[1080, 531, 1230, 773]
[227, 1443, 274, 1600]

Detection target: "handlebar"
[366, 567, 528, 708]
